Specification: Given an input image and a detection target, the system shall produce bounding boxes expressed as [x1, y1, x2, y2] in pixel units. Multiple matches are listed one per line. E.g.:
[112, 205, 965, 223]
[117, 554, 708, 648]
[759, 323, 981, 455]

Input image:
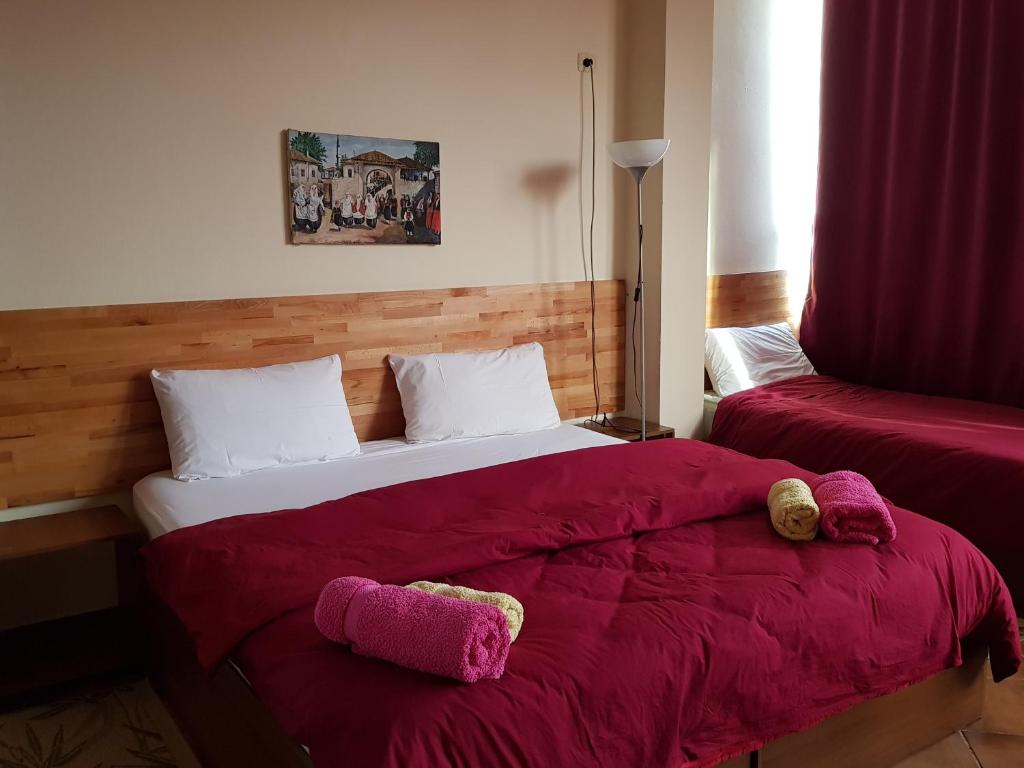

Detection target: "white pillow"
[388, 342, 561, 443]
[704, 322, 816, 397]
[151, 355, 360, 480]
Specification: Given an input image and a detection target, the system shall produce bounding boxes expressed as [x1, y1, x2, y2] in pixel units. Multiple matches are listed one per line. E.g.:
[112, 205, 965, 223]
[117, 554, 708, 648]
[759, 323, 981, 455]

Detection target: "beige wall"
[0, 0, 620, 310]
[1, 0, 718, 632]
[1, 0, 718, 627]
[661, 0, 715, 437]
[1, 0, 713, 433]
[613, 0, 668, 422]
[612, 0, 714, 437]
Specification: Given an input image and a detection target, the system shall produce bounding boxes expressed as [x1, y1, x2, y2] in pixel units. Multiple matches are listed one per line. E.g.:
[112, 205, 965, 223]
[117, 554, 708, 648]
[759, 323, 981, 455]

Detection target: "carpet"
[0, 679, 198, 768]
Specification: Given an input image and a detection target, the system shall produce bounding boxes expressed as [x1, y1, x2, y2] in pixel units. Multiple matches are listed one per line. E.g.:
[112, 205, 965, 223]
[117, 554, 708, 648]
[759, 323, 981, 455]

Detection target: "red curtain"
[800, 0, 1024, 408]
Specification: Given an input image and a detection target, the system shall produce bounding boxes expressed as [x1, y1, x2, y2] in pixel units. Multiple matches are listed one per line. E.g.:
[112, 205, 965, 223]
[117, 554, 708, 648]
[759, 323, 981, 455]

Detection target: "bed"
[137, 426, 1020, 768]
[707, 374, 1024, 606]
[6, 282, 1018, 768]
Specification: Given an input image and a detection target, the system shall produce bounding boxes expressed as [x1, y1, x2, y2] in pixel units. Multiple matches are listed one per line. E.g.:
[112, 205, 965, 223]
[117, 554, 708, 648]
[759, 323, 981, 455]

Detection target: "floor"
[894, 621, 1024, 768]
[0, 678, 199, 768]
[1, 626, 1020, 768]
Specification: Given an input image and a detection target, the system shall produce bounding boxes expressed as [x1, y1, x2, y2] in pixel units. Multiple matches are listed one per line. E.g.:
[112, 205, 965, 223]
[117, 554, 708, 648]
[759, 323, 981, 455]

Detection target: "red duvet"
[143, 439, 1019, 768]
[709, 375, 1024, 604]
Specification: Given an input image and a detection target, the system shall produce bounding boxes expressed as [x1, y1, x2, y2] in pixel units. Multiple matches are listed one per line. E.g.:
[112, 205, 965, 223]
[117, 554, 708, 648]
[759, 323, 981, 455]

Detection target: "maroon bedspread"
[709, 375, 1024, 604]
[143, 440, 1020, 768]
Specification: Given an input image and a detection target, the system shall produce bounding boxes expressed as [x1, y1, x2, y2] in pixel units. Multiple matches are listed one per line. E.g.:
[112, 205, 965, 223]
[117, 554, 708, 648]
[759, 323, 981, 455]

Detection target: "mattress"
[708, 374, 1024, 603]
[133, 424, 621, 537]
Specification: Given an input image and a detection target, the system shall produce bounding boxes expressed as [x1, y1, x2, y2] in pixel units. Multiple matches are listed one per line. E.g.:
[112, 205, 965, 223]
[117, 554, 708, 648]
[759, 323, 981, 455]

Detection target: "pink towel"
[809, 470, 897, 545]
[314, 576, 511, 683]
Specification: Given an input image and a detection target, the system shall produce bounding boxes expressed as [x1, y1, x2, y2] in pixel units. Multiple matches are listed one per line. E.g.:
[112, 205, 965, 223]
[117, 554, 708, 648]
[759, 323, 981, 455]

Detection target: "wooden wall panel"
[706, 269, 791, 329]
[0, 280, 625, 508]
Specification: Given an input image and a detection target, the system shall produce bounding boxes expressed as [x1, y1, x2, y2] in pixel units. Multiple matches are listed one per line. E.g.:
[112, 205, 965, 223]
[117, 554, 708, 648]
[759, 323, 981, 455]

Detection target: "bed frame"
[147, 593, 987, 768]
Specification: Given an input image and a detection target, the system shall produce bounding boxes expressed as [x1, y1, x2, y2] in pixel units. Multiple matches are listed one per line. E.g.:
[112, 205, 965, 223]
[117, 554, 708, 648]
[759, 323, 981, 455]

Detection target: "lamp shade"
[608, 139, 671, 173]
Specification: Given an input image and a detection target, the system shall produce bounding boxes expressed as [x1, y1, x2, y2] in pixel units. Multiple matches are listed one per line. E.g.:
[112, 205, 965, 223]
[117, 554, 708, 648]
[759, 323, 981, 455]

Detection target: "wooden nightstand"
[578, 417, 675, 442]
[0, 506, 147, 701]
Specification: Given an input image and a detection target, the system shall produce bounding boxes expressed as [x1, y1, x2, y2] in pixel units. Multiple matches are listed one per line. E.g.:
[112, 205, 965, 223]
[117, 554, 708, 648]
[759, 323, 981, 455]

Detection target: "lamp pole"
[608, 139, 669, 444]
[636, 177, 646, 442]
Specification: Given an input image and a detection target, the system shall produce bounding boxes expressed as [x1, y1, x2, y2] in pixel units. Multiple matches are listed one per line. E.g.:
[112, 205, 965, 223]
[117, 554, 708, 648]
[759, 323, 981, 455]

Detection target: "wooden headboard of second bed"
[0, 280, 625, 508]
[705, 270, 791, 329]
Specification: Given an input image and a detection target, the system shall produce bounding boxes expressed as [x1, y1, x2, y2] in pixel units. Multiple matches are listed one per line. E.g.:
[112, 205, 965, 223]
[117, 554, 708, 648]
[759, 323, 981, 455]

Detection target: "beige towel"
[406, 581, 524, 642]
[767, 478, 820, 541]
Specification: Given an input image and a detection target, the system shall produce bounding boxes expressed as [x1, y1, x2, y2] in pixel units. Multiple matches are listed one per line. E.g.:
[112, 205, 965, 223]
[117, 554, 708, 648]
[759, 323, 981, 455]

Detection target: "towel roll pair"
[315, 578, 521, 682]
[768, 472, 897, 545]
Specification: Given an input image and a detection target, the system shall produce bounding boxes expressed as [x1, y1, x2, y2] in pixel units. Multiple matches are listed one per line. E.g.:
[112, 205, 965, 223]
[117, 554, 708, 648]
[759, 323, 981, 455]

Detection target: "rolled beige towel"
[767, 478, 820, 541]
[407, 581, 524, 641]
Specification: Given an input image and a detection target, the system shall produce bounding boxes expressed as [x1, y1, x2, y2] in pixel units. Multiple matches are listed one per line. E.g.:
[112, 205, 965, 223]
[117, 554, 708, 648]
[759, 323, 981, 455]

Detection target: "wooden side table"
[578, 417, 675, 442]
[0, 506, 147, 701]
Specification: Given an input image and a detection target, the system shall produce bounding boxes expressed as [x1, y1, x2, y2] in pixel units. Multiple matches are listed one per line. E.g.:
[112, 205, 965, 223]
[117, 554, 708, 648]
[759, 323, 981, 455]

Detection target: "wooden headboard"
[0, 280, 625, 508]
[704, 270, 793, 392]
[705, 270, 791, 329]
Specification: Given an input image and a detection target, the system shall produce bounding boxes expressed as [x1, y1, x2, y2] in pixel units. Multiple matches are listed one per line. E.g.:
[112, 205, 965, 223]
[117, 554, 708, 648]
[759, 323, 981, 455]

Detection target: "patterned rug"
[0, 679, 198, 768]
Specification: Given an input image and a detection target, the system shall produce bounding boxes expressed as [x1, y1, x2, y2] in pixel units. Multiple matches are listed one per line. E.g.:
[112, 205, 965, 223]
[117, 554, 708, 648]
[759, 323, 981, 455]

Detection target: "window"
[300, 168, 306, 178]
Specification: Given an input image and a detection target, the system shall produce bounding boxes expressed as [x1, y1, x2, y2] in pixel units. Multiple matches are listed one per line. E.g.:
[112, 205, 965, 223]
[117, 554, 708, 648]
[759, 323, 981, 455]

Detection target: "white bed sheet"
[133, 424, 622, 538]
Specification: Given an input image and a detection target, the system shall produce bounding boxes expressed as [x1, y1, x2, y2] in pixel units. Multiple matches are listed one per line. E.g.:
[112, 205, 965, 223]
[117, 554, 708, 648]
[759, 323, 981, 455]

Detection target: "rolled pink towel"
[314, 577, 511, 683]
[809, 470, 897, 545]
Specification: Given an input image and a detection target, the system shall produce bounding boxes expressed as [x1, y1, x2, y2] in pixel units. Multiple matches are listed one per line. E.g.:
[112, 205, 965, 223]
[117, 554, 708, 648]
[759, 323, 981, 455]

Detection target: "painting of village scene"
[287, 129, 440, 245]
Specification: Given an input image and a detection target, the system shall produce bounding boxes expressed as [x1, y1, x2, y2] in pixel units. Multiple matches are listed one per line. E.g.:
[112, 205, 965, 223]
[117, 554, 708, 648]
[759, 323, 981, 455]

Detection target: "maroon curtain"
[800, 0, 1024, 408]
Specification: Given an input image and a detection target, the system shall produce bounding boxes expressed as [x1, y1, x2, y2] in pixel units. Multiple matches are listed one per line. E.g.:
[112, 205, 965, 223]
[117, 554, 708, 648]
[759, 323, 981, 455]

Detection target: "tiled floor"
[895, 622, 1024, 768]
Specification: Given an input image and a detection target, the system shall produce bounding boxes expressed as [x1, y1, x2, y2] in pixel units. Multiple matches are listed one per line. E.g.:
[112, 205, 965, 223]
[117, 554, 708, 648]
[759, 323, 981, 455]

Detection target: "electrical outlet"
[577, 52, 595, 71]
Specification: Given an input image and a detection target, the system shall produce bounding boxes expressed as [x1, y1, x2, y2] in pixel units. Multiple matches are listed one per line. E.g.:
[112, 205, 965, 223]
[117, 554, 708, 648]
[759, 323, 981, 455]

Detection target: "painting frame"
[286, 129, 441, 246]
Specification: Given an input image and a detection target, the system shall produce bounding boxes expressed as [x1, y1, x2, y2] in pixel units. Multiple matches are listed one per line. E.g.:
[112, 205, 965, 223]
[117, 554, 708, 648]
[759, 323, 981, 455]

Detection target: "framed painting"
[287, 130, 440, 245]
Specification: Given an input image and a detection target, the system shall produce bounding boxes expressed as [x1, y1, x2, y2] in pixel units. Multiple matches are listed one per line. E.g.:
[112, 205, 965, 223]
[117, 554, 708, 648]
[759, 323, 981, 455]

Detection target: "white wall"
[707, 0, 822, 314]
[0, 0, 620, 310]
[707, 0, 776, 275]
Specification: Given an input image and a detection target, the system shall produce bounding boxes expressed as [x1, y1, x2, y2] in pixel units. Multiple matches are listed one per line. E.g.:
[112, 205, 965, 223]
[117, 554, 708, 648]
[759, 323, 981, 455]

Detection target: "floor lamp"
[608, 139, 670, 441]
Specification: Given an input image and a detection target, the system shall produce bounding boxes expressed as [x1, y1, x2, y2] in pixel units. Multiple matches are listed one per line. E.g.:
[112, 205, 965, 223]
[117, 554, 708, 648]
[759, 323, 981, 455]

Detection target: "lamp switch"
[577, 52, 595, 71]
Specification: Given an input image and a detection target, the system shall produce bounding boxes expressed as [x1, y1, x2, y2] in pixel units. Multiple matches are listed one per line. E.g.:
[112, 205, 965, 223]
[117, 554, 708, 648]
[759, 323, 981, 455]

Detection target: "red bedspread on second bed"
[143, 439, 1020, 768]
[709, 375, 1024, 603]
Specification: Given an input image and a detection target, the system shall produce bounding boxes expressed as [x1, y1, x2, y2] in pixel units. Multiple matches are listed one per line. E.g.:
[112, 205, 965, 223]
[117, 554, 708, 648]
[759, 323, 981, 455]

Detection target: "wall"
[706, 0, 822, 318]
[661, 0, 715, 436]
[2, 0, 716, 437]
[613, 0, 668, 422]
[613, 0, 714, 437]
[707, 0, 776, 275]
[0, 0, 620, 310]
[0, 0, 718, 630]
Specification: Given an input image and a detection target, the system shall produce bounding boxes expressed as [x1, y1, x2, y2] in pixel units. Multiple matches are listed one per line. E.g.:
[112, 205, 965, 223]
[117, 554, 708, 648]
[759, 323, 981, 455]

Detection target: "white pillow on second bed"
[151, 354, 360, 480]
[705, 322, 816, 397]
[389, 342, 561, 443]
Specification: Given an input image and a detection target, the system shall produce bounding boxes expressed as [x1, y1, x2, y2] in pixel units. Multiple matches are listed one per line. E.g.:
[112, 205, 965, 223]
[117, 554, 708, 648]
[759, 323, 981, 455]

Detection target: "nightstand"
[578, 417, 675, 442]
[0, 506, 146, 700]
